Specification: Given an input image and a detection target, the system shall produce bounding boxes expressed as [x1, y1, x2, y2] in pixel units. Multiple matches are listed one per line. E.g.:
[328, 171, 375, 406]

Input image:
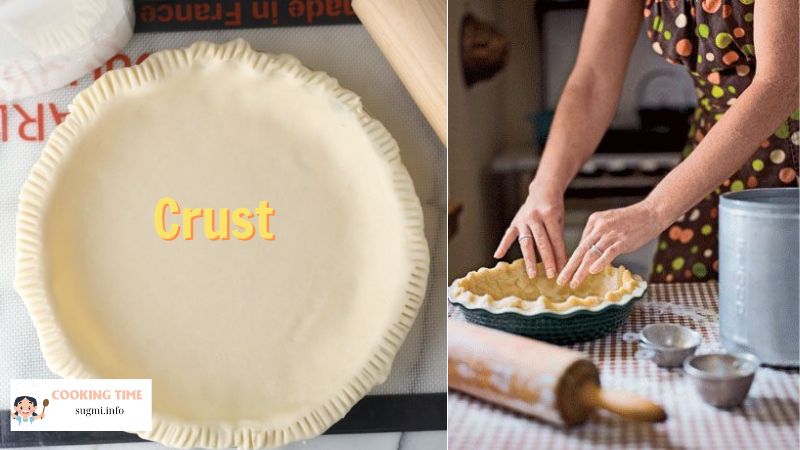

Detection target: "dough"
[449, 259, 645, 315]
[15, 40, 429, 449]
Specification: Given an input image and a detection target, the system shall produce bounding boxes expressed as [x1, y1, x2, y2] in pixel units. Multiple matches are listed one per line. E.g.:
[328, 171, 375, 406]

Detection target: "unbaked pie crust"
[15, 40, 429, 449]
[449, 259, 645, 315]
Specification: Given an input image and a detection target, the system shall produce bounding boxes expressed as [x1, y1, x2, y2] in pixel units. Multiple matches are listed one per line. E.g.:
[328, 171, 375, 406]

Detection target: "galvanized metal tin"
[719, 188, 799, 366]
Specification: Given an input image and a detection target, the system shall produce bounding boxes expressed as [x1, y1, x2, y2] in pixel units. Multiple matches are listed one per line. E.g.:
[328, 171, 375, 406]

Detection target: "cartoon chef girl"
[11, 396, 45, 425]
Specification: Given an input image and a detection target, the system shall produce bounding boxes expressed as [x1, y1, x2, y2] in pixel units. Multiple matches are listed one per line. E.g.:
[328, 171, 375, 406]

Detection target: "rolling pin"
[352, 0, 446, 145]
[449, 320, 667, 425]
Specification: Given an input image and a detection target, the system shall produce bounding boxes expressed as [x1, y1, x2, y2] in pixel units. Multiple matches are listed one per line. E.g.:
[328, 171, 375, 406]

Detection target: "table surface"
[448, 282, 800, 450]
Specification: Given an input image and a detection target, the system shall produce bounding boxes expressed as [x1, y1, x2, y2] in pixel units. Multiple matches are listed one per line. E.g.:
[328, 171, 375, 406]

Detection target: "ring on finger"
[518, 235, 533, 243]
[590, 243, 603, 255]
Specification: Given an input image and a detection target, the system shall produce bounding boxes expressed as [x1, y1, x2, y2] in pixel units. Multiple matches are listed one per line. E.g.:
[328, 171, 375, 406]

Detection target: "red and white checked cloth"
[448, 282, 800, 450]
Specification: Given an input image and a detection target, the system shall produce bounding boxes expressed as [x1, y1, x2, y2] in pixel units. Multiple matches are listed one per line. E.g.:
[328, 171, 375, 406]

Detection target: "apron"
[644, 0, 799, 283]
[14, 415, 36, 424]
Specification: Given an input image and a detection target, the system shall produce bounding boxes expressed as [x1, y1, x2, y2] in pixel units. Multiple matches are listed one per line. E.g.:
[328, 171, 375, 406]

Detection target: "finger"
[589, 241, 623, 274]
[570, 244, 602, 288]
[543, 216, 568, 271]
[518, 226, 538, 278]
[571, 235, 615, 288]
[494, 227, 518, 259]
[561, 213, 603, 285]
[581, 220, 595, 241]
[530, 221, 557, 279]
[558, 238, 590, 286]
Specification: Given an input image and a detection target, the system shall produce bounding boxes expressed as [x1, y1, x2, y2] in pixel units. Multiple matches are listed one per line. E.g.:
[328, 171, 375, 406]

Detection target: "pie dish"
[449, 259, 645, 315]
[448, 260, 646, 344]
[15, 39, 429, 449]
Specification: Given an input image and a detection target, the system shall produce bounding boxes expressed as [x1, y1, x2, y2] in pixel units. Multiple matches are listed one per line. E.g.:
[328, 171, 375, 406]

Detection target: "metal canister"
[719, 188, 799, 366]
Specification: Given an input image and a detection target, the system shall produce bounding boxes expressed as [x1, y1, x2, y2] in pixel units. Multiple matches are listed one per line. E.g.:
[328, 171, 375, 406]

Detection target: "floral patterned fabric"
[644, 0, 799, 283]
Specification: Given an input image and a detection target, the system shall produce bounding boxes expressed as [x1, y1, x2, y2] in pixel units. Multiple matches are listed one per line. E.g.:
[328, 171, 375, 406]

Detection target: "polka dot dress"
[645, 0, 799, 283]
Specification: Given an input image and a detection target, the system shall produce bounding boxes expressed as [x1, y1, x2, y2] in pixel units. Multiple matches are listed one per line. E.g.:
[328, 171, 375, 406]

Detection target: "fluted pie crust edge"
[449, 259, 646, 316]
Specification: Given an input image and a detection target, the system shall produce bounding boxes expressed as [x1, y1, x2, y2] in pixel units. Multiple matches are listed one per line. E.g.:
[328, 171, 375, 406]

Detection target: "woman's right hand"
[493, 182, 568, 279]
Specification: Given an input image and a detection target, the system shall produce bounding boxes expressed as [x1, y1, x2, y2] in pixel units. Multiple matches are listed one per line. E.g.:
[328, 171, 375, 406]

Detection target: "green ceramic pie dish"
[448, 284, 647, 345]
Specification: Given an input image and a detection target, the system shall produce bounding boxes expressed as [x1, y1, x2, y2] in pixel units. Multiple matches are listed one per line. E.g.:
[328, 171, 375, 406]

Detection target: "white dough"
[16, 40, 429, 449]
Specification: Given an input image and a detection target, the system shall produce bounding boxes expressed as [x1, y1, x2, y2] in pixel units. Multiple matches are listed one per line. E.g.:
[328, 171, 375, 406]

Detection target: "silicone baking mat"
[0, 0, 447, 445]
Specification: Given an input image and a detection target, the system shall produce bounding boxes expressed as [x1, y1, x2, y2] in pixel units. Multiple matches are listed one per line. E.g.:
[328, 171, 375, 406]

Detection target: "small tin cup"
[683, 352, 760, 408]
[636, 323, 702, 368]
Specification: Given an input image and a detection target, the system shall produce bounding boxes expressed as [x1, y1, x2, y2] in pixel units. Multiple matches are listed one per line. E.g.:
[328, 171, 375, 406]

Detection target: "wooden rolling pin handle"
[580, 384, 667, 423]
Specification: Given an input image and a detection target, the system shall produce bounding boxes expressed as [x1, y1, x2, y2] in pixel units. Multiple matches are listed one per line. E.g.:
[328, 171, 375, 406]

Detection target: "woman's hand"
[558, 200, 666, 288]
[489, 0, 644, 280]
[494, 183, 568, 279]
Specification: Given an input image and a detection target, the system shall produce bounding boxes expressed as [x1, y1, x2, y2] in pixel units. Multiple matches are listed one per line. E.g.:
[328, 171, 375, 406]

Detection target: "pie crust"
[449, 259, 645, 315]
[15, 40, 429, 449]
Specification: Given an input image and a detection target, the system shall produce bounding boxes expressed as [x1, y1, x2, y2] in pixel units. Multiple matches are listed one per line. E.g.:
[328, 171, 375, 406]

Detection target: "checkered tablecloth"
[448, 282, 800, 450]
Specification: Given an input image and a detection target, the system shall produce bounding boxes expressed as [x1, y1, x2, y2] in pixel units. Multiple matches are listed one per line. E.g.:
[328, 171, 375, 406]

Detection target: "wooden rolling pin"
[449, 320, 667, 425]
[352, 0, 446, 145]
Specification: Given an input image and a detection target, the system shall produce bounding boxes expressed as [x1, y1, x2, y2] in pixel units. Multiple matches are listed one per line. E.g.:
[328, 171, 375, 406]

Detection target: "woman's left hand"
[557, 200, 667, 288]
